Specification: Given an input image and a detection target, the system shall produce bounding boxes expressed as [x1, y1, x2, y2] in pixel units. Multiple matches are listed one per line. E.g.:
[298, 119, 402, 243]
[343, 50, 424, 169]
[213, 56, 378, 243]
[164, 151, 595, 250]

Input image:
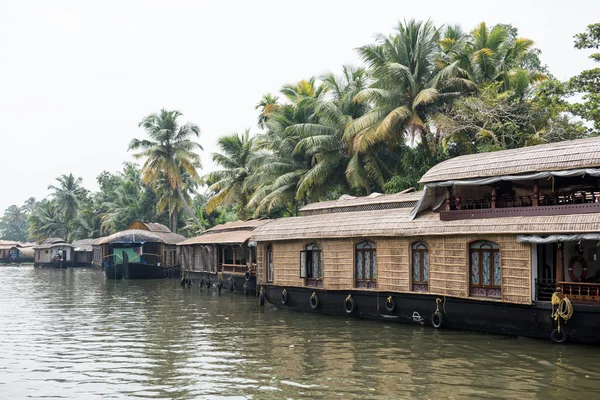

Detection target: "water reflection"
[0, 265, 597, 399]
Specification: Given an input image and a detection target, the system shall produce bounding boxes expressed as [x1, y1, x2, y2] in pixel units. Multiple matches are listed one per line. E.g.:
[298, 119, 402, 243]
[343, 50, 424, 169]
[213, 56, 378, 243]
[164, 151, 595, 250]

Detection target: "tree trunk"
[177, 187, 203, 232]
[170, 208, 178, 233]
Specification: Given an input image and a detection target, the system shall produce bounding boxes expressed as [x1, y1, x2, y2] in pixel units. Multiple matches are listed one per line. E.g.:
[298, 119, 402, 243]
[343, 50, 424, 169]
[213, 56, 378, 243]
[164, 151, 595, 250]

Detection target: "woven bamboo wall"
[376, 238, 411, 292]
[256, 245, 264, 283]
[258, 234, 531, 304]
[321, 239, 354, 290]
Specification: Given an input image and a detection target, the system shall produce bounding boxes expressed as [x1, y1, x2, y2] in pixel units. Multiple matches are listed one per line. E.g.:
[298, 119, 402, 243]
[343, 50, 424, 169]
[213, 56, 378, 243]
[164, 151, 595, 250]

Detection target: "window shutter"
[300, 250, 307, 278]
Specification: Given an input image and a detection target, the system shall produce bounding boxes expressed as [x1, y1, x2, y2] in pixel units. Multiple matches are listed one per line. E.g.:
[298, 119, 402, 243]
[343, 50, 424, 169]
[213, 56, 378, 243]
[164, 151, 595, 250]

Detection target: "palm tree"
[28, 200, 65, 242]
[203, 130, 260, 218]
[255, 93, 280, 130]
[247, 78, 328, 216]
[129, 109, 203, 232]
[346, 20, 475, 165]
[48, 173, 85, 240]
[441, 22, 545, 94]
[0, 205, 29, 241]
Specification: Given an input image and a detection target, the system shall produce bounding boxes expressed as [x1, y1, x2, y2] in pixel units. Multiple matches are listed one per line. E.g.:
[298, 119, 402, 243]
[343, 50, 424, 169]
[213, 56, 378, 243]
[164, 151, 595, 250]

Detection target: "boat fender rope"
[344, 295, 355, 314]
[309, 292, 319, 309]
[551, 292, 574, 341]
[385, 296, 396, 312]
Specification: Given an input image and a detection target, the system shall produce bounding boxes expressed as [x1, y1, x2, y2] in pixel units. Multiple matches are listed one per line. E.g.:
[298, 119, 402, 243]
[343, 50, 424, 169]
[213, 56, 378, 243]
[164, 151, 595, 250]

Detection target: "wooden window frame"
[300, 243, 323, 281]
[266, 245, 273, 283]
[411, 241, 429, 291]
[355, 241, 377, 288]
[469, 241, 501, 298]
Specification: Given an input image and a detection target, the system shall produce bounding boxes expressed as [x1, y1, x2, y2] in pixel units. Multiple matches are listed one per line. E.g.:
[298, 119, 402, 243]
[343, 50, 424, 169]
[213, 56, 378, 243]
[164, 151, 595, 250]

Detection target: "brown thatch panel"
[127, 221, 172, 233]
[253, 208, 600, 242]
[420, 136, 600, 183]
[300, 190, 422, 216]
[98, 229, 185, 245]
[203, 219, 270, 234]
[178, 230, 254, 246]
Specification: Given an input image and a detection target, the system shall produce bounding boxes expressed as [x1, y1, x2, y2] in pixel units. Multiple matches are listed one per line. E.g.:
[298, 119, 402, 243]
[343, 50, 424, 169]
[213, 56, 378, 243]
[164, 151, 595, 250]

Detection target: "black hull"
[263, 285, 600, 345]
[104, 263, 180, 279]
[183, 271, 257, 295]
[1, 258, 34, 265]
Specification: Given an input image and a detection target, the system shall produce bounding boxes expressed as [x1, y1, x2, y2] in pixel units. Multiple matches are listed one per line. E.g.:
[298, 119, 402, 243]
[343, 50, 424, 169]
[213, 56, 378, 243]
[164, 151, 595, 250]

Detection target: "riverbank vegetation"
[1, 20, 598, 242]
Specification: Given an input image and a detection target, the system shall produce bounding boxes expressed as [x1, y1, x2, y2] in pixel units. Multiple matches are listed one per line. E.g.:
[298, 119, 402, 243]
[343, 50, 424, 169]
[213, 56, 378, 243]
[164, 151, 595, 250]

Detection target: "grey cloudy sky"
[0, 0, 597, 213]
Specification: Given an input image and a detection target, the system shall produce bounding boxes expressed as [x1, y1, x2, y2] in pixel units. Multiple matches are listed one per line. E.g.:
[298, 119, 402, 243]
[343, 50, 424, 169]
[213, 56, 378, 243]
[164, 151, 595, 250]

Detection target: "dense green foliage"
[1, 19, 598, 242]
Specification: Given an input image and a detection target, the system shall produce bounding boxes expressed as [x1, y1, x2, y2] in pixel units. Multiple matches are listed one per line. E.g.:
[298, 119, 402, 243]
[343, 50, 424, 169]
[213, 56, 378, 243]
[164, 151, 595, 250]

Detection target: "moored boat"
[252, 137, 600, 345]
[99, 221, 185, 279]
[178, 219, 271, 294]
[33, 238, 74, 268]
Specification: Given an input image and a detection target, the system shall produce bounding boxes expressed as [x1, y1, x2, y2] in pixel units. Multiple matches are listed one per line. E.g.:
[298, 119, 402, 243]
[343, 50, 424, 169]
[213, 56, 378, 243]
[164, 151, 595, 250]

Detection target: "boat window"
[356, 241, 377, 288]
[412, 241, 429, 292]
[470, 240, 501, 298]
[300, 243, 323, 280]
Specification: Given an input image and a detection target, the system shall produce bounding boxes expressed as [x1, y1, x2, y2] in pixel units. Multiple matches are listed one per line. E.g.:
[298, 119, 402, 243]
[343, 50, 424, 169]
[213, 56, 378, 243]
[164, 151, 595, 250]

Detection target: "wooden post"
[249, 246, 253, 269]
[533, 180, 539, 207]
[221, 247, 225, 266]
[491, 187, 497, 209]
[445, 187, 453, 211]
[233, 247, 237, 265]
[556, 242, 564, 290]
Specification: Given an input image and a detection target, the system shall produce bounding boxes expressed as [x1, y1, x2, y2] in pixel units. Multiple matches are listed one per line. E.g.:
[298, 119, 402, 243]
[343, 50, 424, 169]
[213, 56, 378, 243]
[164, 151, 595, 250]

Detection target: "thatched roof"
[420, 136, 600, 184]
[203, 219, 270, 234]
[41, 238, 67, 245]
[98, 229, 185, 245]
[127, 221, 172, 233]
[252, 207, 600, 242]
[91, 237, 106, 246]
[72, 239, 94, 252]
[180, 219, 271, 246]
[34, 242, 74, 250]
[300, 189, 422, 216]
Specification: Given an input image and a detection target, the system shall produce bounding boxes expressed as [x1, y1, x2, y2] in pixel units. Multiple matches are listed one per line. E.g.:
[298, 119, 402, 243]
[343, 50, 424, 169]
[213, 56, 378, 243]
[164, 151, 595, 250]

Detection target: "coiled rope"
[551, 292, 574, 333]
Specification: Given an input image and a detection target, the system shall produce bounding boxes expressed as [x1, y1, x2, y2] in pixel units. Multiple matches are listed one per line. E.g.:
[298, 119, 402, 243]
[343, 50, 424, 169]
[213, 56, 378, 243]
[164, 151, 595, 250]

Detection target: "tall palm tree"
[0, 205, 29, 241]
[255, 93, 280, 130]
[203, 130, 260, 218]
[28, 200, 65, 242]
[247, 78, 328, 216]
[346, 20, 475, 165]
[48, 173, 85, 241]
[441, 22, 545, 94]
[129, 109, 203, 232]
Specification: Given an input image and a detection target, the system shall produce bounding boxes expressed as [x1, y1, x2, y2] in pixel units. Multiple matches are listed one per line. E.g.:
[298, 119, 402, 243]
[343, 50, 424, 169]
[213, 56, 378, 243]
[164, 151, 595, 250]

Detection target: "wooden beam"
[556, 242, 564, 290]
[533, 180, 539, 207]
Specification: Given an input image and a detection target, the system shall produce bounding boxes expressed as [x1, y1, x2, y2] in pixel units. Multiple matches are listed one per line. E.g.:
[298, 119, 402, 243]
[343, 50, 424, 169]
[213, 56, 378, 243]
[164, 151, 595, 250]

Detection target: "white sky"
[0, 0, 598, 213]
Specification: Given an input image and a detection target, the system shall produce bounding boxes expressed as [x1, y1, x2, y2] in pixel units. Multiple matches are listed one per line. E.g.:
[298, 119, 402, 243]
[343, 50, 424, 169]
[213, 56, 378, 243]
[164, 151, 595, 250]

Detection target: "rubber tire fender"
[310, 293, 319, 310]
[244, 270, 252, 281]
[385, 297, 396, 313]
[217, 281, 223, 292]
[344, 296, 355, 314]
[243, 282, 248, 295]
[259, 289, 265, 306]
[281, 290, 289, 305]
[431, 311, 444, 329]
[551, 329, 568, 344]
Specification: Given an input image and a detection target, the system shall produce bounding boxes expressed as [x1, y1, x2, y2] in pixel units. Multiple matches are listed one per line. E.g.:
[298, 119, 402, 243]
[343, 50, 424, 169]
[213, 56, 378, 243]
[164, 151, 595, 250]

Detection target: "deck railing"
[558, 281, 600, 302]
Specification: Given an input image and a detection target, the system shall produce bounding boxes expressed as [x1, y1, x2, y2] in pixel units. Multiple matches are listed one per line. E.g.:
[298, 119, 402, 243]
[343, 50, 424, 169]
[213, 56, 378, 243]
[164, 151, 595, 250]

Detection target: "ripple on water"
[0, 266, 599, 399]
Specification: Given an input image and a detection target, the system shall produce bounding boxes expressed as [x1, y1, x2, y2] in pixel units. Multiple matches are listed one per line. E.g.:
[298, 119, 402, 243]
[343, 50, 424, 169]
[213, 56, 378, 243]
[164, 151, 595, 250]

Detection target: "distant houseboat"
[99, 221, 185, 279]
[33, 238, 75, 268]
[178, 219, 270, 294]
[72, 239, 94, 267]
[253, 137, 600, 345]
[0, 241, 35, 264]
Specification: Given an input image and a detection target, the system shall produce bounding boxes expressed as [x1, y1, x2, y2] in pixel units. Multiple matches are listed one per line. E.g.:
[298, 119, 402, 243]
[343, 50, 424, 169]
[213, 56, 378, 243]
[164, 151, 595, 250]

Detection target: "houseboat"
[253, 137, 600, 345]
[99, 221, 185, 279]
[0, 241, 35, 264]
[178, 219, 270, 294]
[72, 239, 94, 267]
[33, 238, 74, 268]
